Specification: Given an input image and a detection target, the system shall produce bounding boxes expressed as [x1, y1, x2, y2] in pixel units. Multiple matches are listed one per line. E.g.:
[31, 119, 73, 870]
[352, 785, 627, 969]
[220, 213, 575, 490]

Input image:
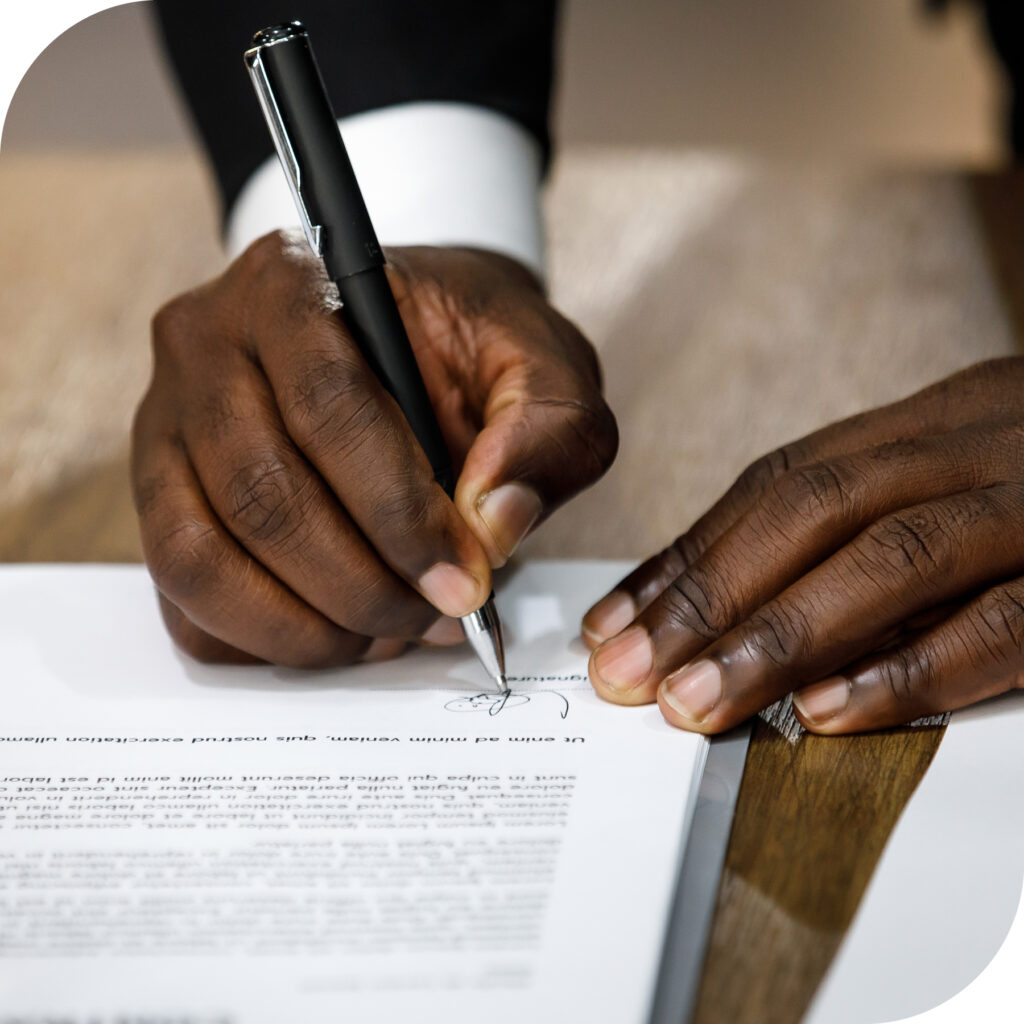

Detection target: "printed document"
[0, 561, 707, 1023]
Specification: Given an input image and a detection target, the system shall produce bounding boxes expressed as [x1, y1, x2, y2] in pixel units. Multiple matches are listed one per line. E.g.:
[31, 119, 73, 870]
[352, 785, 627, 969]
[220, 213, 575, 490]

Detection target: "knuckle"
[664, 538, 695, 575]
[241, 230, 306, 284]
[224, 455, 308, 546]
[246, 229, 290, 266]
[861, 507, 955, 589]
[971, 585, 1024, 668]
[151, 293, 202, 364]
[372, 479, 435, 538]
[733, 445, 800, 503]
[357, 478, 456, 580]
[769, 461, 852, 523]
[742, 600, 816, 667]
[880, 645, 936, 707]
[148, 520, 224, 602]
[535, 393, 619, 483]
[661, 566, 736, 641]
[864, 438, 922, 467]
[236, 232, 330, 317]
[284, 352, 353, 426]
[283, 352, 388, 455]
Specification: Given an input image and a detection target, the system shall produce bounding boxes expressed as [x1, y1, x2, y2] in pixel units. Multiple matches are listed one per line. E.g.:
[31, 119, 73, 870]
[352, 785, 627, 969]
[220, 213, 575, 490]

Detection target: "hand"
[583, 358, 1024, 734]
[132, 233, 616, 667]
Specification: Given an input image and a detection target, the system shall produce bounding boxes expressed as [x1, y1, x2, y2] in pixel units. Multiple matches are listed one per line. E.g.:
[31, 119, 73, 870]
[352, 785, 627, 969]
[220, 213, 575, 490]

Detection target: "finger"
[159, 594, 414, 665]
[791, 577, 1024, 734]
[580, 462, 796, 651]
[582, 544, 695, 650]
[654, 485, 1024, 733]
[451, 314, 619, 568]
[258, 306, 492, 617]
[360, 637, 411, 662]
[132, 434, 368, 668]
[585, 360, 1024, 647]
[175, 351, 443, 640]
[584, 361, 1024, 650]
[580, 408, 992, 650]
[157, 593, 263, 664]
[419, 616, 466, 646]
[588, 431, 1005, 704]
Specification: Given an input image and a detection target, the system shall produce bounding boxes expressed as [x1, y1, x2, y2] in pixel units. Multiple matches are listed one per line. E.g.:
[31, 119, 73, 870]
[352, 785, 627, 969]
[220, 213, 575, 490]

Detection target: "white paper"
[0, 561, 707, 1024]
[804, 689, 1024, 1024]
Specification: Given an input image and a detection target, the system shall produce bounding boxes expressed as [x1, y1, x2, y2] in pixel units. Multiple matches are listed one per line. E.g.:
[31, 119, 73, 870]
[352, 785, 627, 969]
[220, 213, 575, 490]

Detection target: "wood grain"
[692, 720, 946, 1024]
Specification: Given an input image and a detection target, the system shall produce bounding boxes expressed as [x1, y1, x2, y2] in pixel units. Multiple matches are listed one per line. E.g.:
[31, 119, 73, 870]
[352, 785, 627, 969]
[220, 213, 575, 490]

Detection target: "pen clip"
[245, 49, 323, 258]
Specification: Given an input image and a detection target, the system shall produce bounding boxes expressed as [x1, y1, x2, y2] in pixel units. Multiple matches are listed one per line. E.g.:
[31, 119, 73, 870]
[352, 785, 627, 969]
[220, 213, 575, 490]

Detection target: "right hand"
[131, 232, 617, 668]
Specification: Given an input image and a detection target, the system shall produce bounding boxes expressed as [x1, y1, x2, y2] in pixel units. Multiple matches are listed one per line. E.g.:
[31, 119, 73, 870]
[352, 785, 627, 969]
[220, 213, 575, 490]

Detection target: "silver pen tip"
[461, 596, 507, 696]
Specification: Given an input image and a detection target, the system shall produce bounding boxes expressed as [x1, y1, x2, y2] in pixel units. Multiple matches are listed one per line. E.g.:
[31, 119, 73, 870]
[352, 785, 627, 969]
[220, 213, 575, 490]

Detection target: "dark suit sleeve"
[979, 0, 1024, 157]
[152, 1, 558, 221]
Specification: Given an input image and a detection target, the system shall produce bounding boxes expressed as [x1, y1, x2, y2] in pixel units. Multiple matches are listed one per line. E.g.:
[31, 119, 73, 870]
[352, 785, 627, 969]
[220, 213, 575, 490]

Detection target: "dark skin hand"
[583, 357, 1024, 734]
[132, 232, 617, 667]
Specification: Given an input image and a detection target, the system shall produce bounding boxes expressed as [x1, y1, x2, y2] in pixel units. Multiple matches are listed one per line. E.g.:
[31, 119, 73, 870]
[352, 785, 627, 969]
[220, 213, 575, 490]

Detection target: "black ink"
[444, 690, 569, 719]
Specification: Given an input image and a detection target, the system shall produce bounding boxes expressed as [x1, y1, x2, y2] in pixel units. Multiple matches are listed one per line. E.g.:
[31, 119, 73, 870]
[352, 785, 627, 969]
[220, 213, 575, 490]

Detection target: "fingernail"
[477, 483, 542, 562]
[361, 637, 407, 662]
[422, 616, 465, 646]
[592, 626, 653, 693]
[418, 563, 482, 618]
[793, 677, 850, 725]
[661, 660, 723, 723]
[582, 590, 637, 645]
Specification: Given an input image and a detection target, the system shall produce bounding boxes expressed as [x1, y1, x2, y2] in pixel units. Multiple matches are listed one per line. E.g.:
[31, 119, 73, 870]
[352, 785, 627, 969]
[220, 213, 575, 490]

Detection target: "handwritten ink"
[444, 690, 569, 720]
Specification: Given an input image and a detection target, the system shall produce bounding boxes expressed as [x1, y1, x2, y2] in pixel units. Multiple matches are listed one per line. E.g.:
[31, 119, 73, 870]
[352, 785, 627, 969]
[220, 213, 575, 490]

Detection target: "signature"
[444, 689, 570, 719]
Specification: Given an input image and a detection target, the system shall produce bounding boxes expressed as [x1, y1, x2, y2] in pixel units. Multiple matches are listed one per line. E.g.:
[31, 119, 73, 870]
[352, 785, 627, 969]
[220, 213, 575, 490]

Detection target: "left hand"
[583, 357, 1024, 734]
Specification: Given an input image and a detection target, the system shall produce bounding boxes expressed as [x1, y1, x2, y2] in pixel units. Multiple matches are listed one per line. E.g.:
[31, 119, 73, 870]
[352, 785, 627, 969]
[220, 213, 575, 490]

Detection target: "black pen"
[244, 22, 507, 694]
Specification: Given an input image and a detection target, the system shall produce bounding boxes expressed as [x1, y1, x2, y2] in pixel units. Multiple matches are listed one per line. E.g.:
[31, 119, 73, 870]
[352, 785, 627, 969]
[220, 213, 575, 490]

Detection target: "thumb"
[454, 360, 618, 567]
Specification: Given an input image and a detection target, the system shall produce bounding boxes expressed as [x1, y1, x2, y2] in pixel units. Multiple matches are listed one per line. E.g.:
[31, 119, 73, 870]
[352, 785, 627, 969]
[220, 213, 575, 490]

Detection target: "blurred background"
[1, 0, 1010, 165]
[0, 1, 1020, 567]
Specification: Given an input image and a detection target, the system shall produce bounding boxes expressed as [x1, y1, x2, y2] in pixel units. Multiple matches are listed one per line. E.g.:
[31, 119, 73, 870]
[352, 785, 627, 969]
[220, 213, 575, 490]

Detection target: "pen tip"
[497, 673, 509, 695]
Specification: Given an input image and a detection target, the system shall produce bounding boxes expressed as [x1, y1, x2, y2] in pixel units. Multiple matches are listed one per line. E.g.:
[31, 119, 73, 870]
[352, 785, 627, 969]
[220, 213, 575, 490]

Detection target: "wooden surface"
[1, 150, 1021, 1022]
[692, 720, 946, 1024]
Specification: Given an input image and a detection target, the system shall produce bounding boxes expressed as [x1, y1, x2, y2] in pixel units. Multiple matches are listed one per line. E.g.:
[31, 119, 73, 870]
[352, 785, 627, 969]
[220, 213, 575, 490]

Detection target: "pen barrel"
[335, 270, 455, 497]
[248, 25, 455, 497]
[254, 29, 384, 279]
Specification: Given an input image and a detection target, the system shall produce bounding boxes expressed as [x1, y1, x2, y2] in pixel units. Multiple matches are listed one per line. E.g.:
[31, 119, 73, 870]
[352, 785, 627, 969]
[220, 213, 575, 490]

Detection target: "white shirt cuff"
[226, 101, 546, 280]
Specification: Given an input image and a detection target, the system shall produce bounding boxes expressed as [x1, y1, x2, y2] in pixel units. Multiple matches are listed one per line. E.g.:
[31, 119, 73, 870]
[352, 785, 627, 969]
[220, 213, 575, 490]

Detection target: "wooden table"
[2, 148, 1021, 1022]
